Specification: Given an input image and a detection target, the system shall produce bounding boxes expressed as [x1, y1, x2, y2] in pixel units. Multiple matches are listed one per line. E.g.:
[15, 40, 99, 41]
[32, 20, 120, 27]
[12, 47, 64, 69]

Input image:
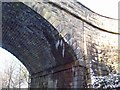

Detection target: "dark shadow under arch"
[2, 2, 76, 75]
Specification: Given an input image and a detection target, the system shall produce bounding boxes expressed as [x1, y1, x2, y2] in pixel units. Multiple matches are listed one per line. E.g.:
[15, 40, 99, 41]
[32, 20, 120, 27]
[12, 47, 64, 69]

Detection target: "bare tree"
[1, 63, 15, 88]
[1, 60, 29, 89]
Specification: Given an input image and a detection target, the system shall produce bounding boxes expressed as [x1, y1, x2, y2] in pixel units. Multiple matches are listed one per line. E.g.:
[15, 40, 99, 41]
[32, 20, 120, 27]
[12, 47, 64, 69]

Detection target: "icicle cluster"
[55, 39, 65, 57]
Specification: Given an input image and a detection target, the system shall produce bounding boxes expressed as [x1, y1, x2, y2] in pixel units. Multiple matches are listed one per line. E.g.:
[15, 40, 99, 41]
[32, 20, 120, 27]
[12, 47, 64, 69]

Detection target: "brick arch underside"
[2, 2, 76, 75]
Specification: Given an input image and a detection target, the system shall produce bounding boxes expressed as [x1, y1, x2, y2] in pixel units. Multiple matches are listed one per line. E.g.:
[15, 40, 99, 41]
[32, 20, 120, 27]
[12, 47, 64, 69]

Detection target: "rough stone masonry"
[1, 0, 119, 88]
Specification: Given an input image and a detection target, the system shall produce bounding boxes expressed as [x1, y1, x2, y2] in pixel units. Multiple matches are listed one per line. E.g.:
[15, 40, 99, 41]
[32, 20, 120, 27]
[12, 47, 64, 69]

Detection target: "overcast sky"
[78, 0, 119, 19]
[0, 0, 119, 73]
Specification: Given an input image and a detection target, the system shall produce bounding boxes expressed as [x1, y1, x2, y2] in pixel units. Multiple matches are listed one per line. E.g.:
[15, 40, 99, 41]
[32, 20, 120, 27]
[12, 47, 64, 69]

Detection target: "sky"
[0, 47, 23, 73]
[78, 0, 119, 19]
[0, 0, 119, 76]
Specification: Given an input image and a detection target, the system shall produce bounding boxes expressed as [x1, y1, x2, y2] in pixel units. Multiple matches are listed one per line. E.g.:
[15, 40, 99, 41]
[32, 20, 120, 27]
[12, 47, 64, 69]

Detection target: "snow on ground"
[92, 73, 120, 89]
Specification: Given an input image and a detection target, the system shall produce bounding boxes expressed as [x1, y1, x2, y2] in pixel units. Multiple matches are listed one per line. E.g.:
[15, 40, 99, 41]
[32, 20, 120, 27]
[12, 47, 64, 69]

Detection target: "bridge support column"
[30, 61, 87, 88]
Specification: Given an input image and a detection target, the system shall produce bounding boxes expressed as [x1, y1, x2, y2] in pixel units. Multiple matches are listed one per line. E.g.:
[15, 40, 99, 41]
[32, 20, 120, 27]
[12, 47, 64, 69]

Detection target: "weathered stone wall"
[22, 0, 119, 87]
[2, 0, 119, 88]
[30, 63, 87, 88]
[2, 2, 87, 88]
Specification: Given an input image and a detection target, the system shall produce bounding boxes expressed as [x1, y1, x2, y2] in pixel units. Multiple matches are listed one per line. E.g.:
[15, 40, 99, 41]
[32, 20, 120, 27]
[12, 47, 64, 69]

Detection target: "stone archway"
[2, 2, 87, 88]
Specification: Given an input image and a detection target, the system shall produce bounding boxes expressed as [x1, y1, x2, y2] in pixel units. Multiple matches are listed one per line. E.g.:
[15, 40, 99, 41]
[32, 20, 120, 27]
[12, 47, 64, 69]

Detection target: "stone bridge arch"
[20, 0, 119, 87]
[2, 2, 87, 88]
[1, 0, 119, 88]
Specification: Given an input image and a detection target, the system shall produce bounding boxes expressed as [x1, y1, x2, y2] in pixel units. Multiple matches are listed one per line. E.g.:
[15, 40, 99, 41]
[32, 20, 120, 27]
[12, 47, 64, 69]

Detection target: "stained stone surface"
[1, 0, 119, 88]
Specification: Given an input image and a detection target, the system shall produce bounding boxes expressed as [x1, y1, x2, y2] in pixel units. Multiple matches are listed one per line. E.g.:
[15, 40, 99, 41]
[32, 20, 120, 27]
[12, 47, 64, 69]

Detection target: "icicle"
[62, 43, 65, 57]
[55, 40, 59, 49]
[60, 39, 63, 46]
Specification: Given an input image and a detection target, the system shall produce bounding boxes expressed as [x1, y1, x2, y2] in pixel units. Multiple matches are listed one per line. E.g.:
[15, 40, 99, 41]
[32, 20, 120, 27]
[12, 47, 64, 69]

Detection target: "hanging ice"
[60, 39, 63, 46]
[55, 40, 60, 49]
[62, 43, 65, 57]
